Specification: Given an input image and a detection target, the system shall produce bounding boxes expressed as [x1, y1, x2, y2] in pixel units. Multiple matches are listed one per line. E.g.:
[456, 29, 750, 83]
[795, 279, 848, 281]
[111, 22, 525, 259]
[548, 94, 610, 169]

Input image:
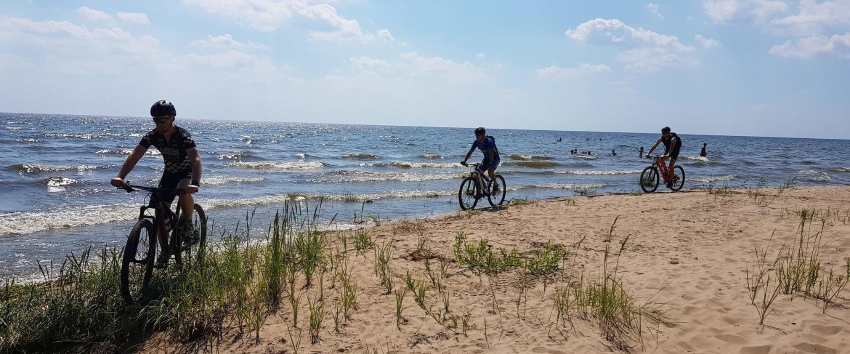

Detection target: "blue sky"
[0, 1, 848, 138]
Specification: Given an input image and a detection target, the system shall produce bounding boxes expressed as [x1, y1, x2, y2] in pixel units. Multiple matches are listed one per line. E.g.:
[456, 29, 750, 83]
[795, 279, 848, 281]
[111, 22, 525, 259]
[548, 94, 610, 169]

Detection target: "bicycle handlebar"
[119, 182, 187, 194]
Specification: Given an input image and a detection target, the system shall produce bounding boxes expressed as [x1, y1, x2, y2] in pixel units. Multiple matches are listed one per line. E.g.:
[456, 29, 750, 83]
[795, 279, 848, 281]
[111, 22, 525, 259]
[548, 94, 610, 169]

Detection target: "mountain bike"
[118, 183, 207, 304]
[458, 162, 506, 210]
[640, 155, 685, 193]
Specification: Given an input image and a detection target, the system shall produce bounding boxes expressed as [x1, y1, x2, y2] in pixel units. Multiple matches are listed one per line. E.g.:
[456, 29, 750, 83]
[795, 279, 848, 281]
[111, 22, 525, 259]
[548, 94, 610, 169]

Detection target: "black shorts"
[150, 172, 191, 208]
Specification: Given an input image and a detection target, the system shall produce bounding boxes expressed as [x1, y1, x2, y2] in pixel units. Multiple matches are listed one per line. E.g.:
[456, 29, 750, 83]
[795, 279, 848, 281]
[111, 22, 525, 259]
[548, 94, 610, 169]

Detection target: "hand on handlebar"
[460, 161, 468, 166]
[111, 177, 133, 192]
[186, 185, 199, 194]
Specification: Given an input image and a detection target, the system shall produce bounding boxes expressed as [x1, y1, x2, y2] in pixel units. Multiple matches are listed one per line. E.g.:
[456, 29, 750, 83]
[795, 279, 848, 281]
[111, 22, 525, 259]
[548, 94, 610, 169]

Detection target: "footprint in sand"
[809, 324, 842, 336]
[739, 345, 772, 354]
[716, 333, 746, 344]
[794, 342, 837, 354]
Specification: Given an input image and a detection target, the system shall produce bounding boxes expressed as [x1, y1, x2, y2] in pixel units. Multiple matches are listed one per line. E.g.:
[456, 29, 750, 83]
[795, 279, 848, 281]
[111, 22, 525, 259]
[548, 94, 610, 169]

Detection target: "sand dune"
[143, 186, 850, 353]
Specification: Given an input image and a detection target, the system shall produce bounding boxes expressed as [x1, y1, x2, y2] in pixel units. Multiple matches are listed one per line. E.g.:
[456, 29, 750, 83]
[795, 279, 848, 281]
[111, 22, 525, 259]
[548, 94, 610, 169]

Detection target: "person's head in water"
[474, 127, 486, 143]
[150, 100, 176, 134]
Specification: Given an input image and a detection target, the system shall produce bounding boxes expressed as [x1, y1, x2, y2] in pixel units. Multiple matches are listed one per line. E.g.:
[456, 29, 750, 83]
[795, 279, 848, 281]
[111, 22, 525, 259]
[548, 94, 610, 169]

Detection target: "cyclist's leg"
[487, 167, 498, 192]
[175, 178, 196, 243]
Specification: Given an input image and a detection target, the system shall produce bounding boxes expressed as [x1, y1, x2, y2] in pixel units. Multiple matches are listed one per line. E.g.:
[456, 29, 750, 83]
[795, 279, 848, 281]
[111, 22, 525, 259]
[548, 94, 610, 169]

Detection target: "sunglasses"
[152, 116, 171, 123]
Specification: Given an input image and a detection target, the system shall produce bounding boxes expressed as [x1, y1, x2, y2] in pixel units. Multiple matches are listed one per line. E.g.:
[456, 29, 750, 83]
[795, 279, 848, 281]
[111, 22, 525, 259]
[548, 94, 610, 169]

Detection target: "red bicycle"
[640, 155, 685, 192]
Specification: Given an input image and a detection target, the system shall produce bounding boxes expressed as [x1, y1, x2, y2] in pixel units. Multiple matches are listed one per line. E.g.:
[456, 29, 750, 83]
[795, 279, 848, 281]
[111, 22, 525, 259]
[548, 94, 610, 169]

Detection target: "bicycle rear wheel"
[640, 166, 659, 193]
[120, 218, 156, 304]
[669, 166, 685, 191]
[458, 177, 479, 210]
[487, 175, 507, 207]
[174, 203, 208, 266]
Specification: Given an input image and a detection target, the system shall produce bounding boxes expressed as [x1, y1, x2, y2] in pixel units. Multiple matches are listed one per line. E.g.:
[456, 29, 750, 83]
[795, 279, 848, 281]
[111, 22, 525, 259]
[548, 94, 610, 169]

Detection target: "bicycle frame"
[654, 156, 672, 183]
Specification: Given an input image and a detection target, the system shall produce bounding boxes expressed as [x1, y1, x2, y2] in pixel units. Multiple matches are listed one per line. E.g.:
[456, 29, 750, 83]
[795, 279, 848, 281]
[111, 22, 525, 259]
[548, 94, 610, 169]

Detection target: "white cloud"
[77, 6, 113, 23]
[182, 0, 295, 32]
[769, 32, 850, 58]
[116, 12, 151, 25]
[377, 29, 394, 41]
[77, 7, 151, 26]
[566, 18, 695, 72]
[184, 0, 391, 42]
[647, 3, 663, 19]
[536, 64, 611, 80]
[190, 34, 268, 50]
[770, 0, 850, 36]
[703, 0, 788, 23]
[695, 34, 722, 48]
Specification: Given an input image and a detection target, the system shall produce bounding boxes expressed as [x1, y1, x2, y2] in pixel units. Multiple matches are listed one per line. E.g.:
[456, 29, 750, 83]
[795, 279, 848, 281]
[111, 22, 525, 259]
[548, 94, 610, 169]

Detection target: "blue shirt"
[470, 136, 500, 162]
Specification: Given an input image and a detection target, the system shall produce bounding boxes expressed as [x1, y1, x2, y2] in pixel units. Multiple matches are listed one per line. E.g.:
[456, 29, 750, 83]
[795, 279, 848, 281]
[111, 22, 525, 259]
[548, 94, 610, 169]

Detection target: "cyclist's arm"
[462, 144, 476, 163]
[187, 147, 202, 186]
[116, 144, 148, 179]
[646, 139, 661, 156]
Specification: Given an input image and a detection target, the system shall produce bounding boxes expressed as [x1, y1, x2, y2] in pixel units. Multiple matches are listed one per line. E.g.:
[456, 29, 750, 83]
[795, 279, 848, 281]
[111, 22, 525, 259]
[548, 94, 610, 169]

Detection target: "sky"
[0, 1, 848, 139]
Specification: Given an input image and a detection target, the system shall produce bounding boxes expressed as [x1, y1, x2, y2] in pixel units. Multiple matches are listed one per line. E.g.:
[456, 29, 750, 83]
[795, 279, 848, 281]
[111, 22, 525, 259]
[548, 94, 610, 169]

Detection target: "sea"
[2, 113, 849, 279]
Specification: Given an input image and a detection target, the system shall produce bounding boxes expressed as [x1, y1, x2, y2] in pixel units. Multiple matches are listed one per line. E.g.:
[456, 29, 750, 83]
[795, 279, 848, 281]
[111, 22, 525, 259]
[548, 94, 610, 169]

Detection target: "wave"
[796, 170, 831, 182]
[203, 176, 265, 185]
[96, 148, 161, 156]
[421, 153, 443, 160]
[503, 161, 561, 169]
[572, 155, 598, 160]
[691, 175, 735, 184]
[0, 190, 452, 235]
[216, 151, 253, 161]
[683, 156, 709, 162]
[509, 154, 554, 161]
[45, 176, 77, 187]
[317, 171, 460, 183]
[555, 169, 642, 176]
[228, 161, 326, 171]
[368, 161, 463, 169]
[8, 163, 109, 174]
[830, 167, 850, 173]
[513, 183, 606, 191]
[342, 153, 381, 161]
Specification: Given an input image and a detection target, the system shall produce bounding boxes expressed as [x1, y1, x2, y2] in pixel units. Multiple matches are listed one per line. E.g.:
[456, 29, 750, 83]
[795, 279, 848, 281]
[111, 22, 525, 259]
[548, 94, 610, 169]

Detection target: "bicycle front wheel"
[120, 218, 156, 304]
[458, 177, 479, 210]
[669, 166, 685, 191]
[487, 175, 506, 207]
[640, 166, 659, 193]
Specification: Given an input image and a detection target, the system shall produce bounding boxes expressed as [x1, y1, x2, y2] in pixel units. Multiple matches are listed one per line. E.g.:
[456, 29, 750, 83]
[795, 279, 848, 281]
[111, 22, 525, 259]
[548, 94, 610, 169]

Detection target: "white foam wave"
[572, 155, 598, 160]
[46, 176, 77, 187]
[203, 176, 265, 185]
[10, 163, 107, 174]
[421, 153, 443, 160]
[684, 155, 710, 162]
[96, 148, 161, 156]
[831, 167, 850, 173]
[229, 161, 325, 171]
[368, 161, 463, 169]
[692, 175, 735, 183]
[319, 171, 460, 183]
[554, 169, 641, 176]
[0, 190, 453, 235]
[797, 170, 831, 182]
[513, 183, 606, 191]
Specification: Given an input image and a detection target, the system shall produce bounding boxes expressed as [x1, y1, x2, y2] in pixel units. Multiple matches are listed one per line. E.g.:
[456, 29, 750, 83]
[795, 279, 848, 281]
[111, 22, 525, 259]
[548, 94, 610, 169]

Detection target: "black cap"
[150, 100, 176, 117]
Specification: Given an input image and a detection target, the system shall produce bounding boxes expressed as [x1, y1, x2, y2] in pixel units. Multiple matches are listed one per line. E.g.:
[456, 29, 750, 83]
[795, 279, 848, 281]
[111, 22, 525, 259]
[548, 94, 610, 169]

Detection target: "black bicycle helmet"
[474, 127, 485, 135]
[150, 100, 176, 117]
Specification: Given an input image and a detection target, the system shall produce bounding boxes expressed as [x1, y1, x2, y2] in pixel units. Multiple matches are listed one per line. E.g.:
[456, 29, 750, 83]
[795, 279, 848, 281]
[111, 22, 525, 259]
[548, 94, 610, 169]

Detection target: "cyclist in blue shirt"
[461, 127, 501, 193]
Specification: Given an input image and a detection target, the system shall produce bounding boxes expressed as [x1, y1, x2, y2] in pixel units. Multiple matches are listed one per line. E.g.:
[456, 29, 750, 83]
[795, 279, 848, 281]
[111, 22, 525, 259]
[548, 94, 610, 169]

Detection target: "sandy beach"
[132, 186, 850, 354]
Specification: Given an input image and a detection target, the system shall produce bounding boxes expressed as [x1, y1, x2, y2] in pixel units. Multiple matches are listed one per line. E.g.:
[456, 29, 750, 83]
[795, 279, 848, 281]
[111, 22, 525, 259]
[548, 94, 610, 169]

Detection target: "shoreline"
[3, 185, 850, 353]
